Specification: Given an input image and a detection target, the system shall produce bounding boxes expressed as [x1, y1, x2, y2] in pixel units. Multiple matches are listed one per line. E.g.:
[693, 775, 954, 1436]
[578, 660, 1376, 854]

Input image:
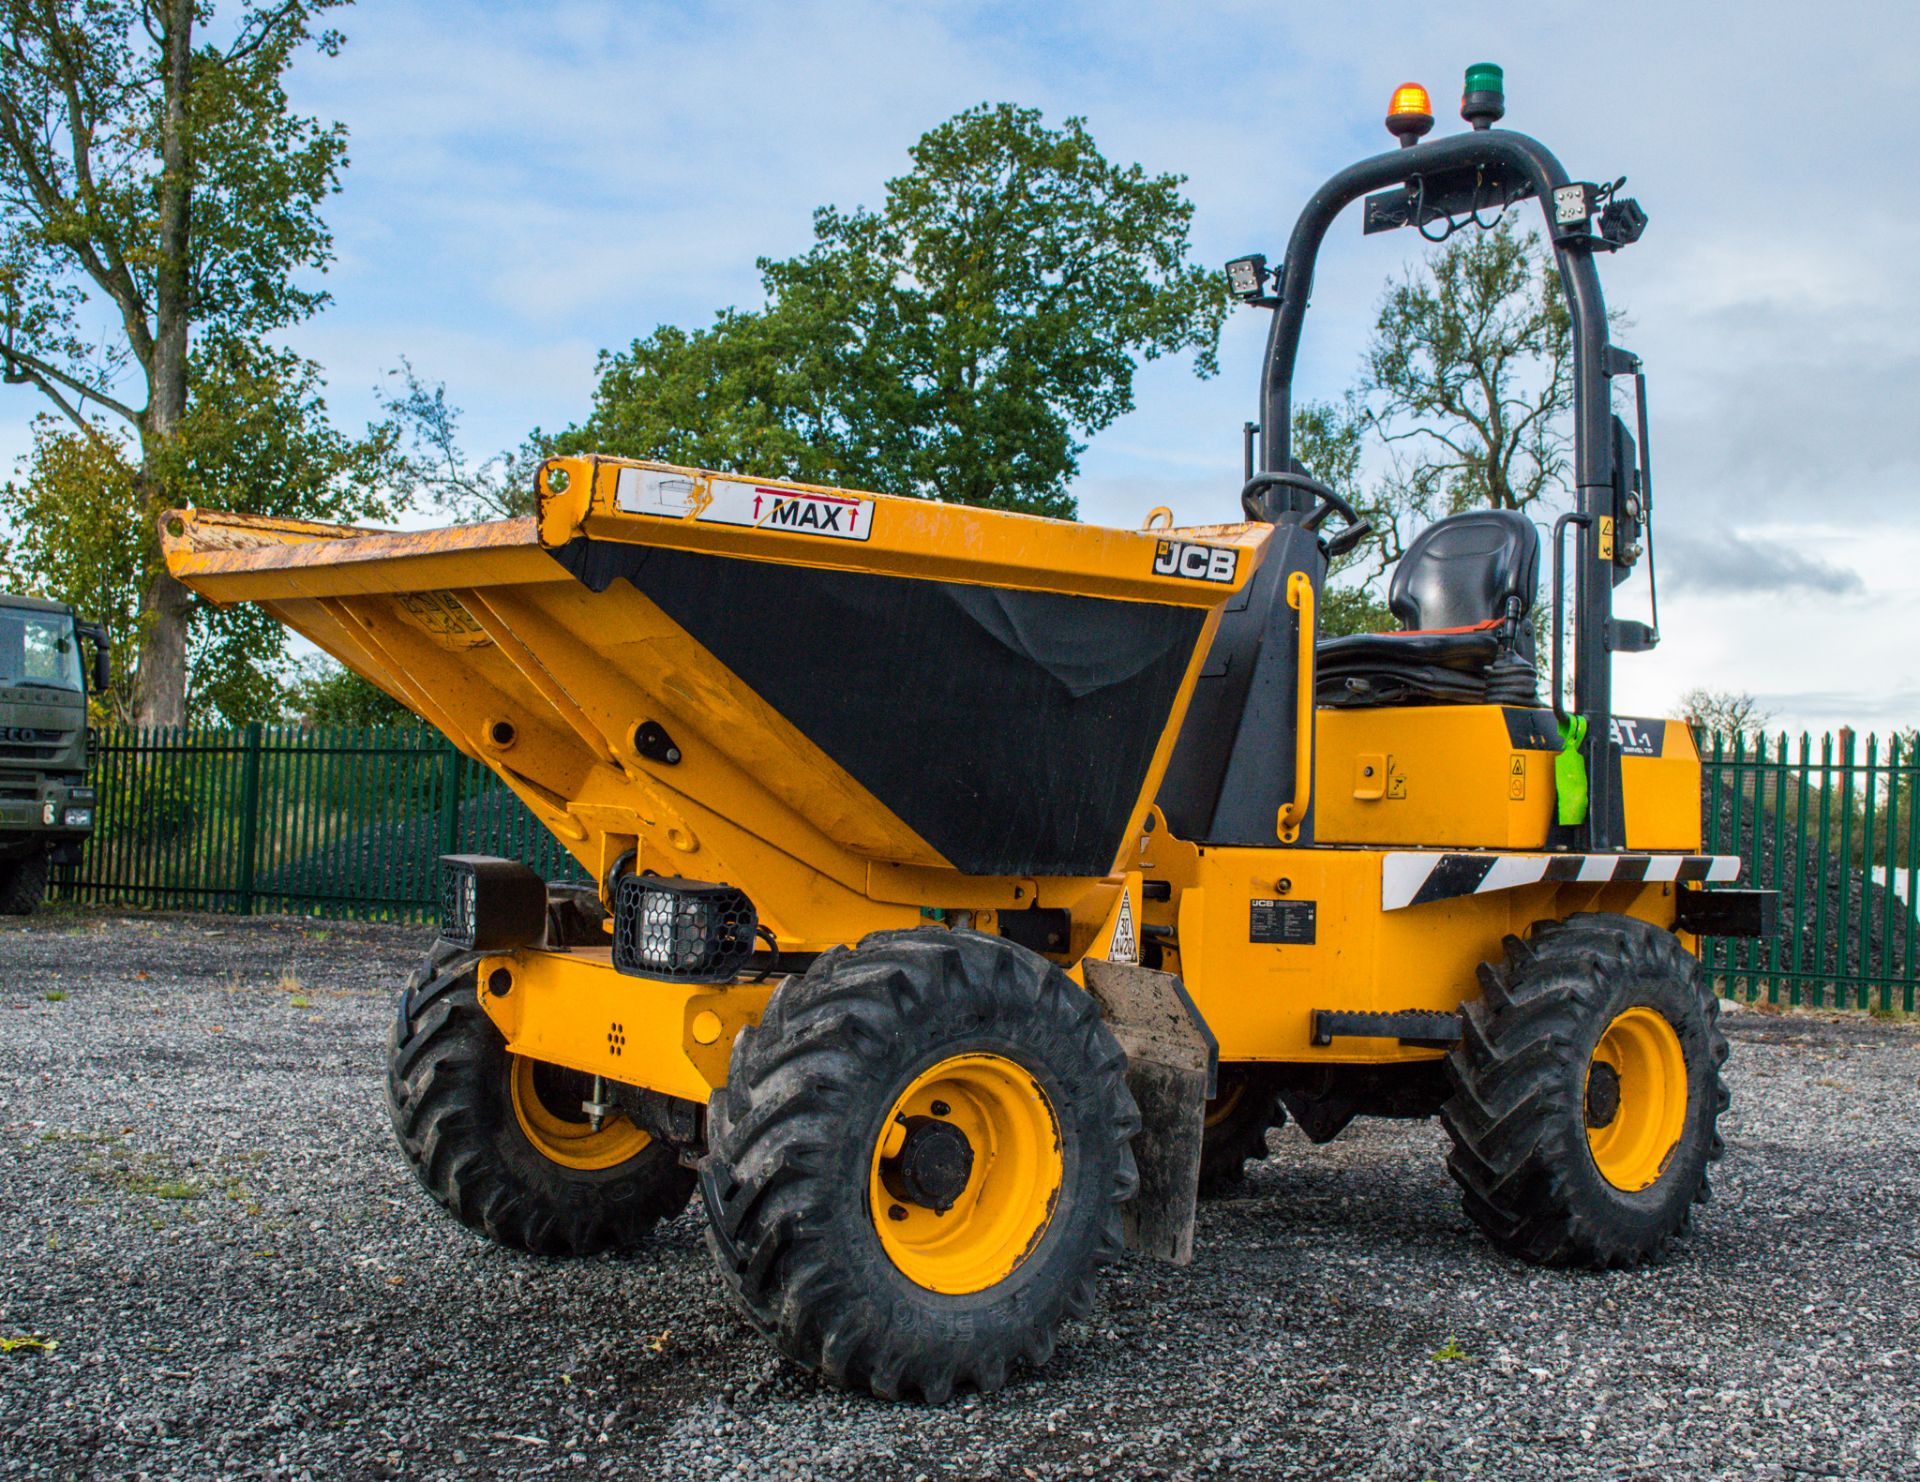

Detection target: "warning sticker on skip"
[615, 469, 873, 542]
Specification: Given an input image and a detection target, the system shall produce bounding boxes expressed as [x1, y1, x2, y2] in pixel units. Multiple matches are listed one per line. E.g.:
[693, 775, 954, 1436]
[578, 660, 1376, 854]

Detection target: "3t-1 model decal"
[615, 469, 875, 541]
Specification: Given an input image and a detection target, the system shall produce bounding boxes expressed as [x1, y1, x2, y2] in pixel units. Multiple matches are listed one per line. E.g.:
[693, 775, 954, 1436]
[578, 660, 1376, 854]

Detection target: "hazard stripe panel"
[1381, 852, 1741, 911]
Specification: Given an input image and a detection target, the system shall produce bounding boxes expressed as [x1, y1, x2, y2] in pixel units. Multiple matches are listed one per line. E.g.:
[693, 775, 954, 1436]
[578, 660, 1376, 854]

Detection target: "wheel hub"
[1585, 1007, 1689, 1192]
[1584, 1061, 1622, 1128]
[884, 1115, 975, 1213]
[866, 1052, 1064, 1295]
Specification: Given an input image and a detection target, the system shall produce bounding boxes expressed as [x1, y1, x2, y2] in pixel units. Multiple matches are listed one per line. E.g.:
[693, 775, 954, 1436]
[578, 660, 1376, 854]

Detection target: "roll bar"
[1248, 125, 1631, 849]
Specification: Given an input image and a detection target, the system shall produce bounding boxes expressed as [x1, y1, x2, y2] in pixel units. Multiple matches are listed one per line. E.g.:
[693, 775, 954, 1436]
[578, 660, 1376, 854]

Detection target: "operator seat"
[1315, 509, 1541, 708]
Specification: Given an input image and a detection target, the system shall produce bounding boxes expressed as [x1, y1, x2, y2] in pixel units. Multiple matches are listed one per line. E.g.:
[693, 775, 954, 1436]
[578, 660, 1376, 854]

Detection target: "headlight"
[612, 875, 757, 983]
[437, 855, 548, 951]
[62, 808, 92, 829]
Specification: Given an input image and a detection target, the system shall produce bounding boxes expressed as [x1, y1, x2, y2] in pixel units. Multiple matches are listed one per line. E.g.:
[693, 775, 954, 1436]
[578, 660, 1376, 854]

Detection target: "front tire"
[386, 940, 695, 1256]
[0, 851, 49, 915]
[1440, 912, 1728, 1269]
[700, 929, 1139, 1402]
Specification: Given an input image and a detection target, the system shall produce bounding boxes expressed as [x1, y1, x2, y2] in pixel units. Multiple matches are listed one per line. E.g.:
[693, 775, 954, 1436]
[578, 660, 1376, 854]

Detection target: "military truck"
[0, 593, 107, 914]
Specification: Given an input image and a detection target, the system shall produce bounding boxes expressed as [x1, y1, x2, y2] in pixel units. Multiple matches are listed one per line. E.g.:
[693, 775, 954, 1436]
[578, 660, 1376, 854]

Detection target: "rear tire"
[1440, 912, 1728, 1269]
[386, 939, 695, 1256]
[700, 929, 1139, 1402]
[1198, 1066, 1287, 1192]
[0, 852, 49, 916]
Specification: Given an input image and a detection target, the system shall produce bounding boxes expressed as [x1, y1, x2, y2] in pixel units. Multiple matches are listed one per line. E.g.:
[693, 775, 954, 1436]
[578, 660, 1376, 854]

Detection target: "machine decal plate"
[1610, 717, 1666, 757]
[1152, 540, 1240, 584]
[616, 468, 874, 542]
[1502, 709, 1668, 758]
[1249, 898, 1316, 944]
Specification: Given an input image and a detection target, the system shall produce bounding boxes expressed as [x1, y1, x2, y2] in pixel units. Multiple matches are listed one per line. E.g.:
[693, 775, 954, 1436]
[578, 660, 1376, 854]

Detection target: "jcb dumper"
[165, 67, 1774, 1402]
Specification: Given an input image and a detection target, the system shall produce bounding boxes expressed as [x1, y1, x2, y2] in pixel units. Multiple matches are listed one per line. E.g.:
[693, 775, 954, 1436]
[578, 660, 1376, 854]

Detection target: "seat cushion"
[1315, 624, 1537, 709]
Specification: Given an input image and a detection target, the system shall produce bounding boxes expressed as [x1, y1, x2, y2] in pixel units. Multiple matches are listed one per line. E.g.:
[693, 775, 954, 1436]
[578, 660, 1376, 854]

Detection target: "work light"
[612, 874, 758, 983]
[437, 855, 548, 951]
[1224, 254, 1269, 303]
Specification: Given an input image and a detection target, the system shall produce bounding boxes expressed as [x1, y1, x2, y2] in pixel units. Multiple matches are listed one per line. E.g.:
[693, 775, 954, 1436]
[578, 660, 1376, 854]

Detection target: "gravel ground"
[2, 910, 1916, 1482]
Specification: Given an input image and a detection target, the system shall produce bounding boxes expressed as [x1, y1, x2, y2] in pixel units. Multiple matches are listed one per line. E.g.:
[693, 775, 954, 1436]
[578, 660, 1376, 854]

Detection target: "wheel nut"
[888, 1204, 907, 1222]
[930, 1100, 950, 1117]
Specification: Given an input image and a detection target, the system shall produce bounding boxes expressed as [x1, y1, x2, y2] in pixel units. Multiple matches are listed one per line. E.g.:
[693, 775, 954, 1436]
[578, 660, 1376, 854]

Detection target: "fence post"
[236, 722, 265, 916]
[439, 734, 464, 859]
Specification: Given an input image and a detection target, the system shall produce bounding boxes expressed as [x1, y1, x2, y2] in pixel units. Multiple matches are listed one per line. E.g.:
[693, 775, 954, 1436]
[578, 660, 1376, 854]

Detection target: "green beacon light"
[1462, 61, 1505, 129]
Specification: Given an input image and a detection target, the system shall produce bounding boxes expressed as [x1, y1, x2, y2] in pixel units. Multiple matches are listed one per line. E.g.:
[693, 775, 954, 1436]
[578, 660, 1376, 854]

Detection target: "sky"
[3, 0, 1916, 735]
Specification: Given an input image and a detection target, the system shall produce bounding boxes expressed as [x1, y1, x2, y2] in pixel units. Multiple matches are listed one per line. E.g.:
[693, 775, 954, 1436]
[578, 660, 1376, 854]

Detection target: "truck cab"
[0, 594, 107, 914]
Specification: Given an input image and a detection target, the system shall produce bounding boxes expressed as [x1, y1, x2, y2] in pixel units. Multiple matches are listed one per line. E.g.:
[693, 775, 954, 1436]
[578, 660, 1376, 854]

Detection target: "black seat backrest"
[1388, 509, 1540, 631]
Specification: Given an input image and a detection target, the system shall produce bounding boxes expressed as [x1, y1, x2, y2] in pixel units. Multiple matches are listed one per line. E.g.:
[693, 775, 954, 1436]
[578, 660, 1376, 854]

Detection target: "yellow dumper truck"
[164, 67, 1773, 1401]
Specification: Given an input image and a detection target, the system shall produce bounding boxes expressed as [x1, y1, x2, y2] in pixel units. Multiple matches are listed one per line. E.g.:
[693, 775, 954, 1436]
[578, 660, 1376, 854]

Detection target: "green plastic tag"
[1555, 714, 1590, 826]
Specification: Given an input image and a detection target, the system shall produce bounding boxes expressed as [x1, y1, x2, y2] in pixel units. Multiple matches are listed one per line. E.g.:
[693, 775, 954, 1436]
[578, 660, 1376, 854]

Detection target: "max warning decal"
[615, 468, 874, 542]
[1152, 538, 1239, 584]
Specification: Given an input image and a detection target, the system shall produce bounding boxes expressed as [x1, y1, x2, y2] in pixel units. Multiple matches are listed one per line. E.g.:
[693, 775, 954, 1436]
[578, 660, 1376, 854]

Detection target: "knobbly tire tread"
[700, 928, 1140, 1403]
[1439, 911, 1729, 1269]
[0, 852, 49, 915]
[1198, 1067, 1288, 1193]
[385, 938, 694, 1257]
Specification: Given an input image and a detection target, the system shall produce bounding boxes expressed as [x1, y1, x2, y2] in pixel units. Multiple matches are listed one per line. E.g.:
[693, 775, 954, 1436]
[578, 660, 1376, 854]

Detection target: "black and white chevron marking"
[1381, 851, 1741, 911]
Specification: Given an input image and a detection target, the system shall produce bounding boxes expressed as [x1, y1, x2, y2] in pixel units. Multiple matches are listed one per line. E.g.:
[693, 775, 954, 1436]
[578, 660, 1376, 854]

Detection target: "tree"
[1347, 218, 1573, 574]
[0, 331, 399, 724]
[284, 653, 412, 726]
[0, 419, 143, 722]
[1679, 688, 1771, 741]
[0, 0, 360, 723]
[559, 104, 1230, 519]
[380, 360, 549, 523]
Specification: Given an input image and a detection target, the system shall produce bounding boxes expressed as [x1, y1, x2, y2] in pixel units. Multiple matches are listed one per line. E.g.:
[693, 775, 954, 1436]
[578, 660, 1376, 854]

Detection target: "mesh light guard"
[612, 875, 758, 983]
[437, 855, 547, 951]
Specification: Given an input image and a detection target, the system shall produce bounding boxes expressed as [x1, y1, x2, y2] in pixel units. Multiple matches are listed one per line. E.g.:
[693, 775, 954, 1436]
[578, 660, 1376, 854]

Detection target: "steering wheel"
[1239, 471, 1373, 559]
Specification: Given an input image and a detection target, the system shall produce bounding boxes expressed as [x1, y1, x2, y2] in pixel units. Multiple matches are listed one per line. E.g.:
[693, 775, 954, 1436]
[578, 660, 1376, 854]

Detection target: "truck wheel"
[1198, 1066, 1287, 1192]
[0, 852, 49, 916]
[1440, 912, 1728, 1269]
[700, 929, 1139, 1402]
[386, 940, 695, 1256]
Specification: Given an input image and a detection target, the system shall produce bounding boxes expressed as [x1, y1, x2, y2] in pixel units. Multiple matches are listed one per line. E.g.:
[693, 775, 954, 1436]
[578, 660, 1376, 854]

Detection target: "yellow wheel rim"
[1203, 1077, 1246, 1130]
[1585, 1007, 1688, 1192]
[509, 1056, 651, 1172]
[868, 1053, 1064, 1295]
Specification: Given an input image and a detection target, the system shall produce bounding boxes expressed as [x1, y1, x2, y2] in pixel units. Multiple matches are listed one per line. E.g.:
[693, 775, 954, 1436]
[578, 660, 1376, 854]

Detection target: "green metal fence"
[45, 723, 1920, 1008]
[1701, 728, 1917, 1011]
[51, 724, 584, 920]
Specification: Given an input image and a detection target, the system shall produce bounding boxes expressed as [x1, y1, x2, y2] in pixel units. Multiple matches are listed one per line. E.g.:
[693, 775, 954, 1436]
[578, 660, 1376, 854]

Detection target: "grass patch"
[288, 995, 310, 1009]
[277, 967, 302, 995]
[1430, 1337, 1472, 1363]
[0, 1334, 58, 1355]
[83, 1146, 202, 1201]
[43, 990, 66, 1002]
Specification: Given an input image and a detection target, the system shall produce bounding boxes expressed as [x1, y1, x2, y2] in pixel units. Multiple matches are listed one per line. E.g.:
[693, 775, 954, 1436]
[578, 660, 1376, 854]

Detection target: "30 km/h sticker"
[615, 469, 874, 542]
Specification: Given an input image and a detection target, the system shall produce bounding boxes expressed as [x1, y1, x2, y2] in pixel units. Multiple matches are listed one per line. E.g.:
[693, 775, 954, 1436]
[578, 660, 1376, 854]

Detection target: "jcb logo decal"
[1153, 540, 1238, 584]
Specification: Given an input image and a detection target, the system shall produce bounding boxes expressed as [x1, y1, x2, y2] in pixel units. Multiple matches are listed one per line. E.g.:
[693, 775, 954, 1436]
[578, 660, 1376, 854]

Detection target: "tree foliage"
[1338, 218, 1573, 575]
[381, 360, 548, 523]
[0, 419, 143, 722]
[1679, 688, 1772, 741]
[0, 0, 364, 722]
[559, 103, 1230, 519]
[0, 332, 399, 724]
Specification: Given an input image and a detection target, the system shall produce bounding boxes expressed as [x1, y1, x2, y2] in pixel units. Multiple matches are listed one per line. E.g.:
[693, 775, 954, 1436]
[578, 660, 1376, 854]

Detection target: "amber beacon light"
[1385, 82, 1434, 146]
